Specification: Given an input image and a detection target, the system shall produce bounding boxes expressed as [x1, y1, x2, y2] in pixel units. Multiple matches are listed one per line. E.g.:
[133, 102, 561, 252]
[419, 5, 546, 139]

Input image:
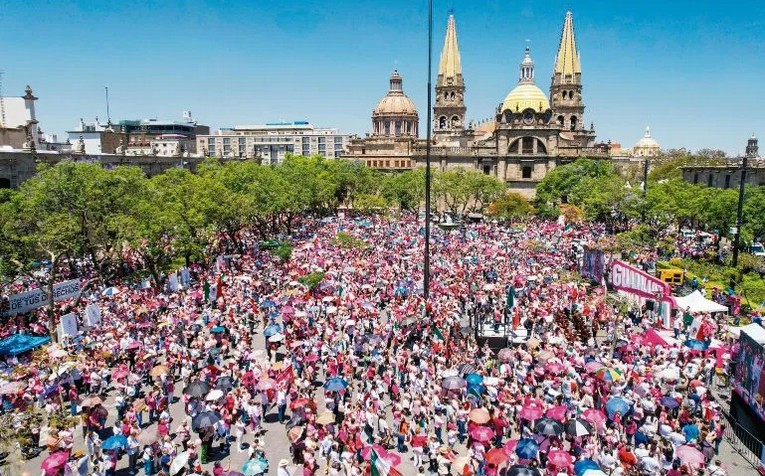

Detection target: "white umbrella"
[169, 451, 190, 475]
[322, 296, 334, 302]
[268, 333, 285, 343]
[659, 368, 680, 381]
[205, 389, 224, 401]
[344, 319, 356, 327]
[326, 306, 338, 314]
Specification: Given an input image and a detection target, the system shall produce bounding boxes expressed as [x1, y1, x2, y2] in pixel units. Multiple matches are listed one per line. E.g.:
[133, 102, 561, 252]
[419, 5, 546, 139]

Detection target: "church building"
[345, 11, 610, 196]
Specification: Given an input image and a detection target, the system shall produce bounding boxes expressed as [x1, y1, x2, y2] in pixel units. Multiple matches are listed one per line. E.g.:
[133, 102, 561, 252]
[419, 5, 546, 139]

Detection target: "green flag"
[432, 326, 445, 341]
[203, 281, 210, 302]
[506, 286, 515, 309]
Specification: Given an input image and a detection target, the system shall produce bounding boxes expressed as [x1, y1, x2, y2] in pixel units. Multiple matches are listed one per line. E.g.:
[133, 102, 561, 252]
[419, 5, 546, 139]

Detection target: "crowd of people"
[0, 214, 740, 476]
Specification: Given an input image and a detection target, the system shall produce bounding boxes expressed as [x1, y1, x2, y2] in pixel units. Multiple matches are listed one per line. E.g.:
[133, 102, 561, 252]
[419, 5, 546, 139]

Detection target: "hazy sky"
[1, 0, 763, 155]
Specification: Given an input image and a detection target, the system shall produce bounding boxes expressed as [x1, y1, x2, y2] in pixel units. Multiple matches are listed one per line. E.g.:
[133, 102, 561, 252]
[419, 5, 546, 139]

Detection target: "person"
[142, 446, 153, 476]
[277, 459, 292, 476]
[127, 431, 140, 475]
[707, 459, 726, 475]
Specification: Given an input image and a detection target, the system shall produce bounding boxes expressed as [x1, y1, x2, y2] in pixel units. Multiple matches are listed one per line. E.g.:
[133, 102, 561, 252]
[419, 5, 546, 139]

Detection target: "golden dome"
[501, 83, 551, 113]
[634, 126, 659, 149]
[374, 71, 418, 116]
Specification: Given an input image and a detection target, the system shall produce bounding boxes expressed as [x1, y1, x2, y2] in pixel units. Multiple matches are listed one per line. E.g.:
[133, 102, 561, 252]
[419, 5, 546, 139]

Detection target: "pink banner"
[610, 260, 670, 300]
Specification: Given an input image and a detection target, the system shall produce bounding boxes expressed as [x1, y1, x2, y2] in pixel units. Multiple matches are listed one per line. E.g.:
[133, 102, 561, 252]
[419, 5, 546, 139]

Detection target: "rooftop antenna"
[0, 70, 6, 127]
[104, 85, 111, 124]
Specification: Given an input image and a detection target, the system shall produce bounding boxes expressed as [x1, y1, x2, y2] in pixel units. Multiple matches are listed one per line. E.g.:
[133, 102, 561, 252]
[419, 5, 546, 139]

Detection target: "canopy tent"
[674, 290, 728, 314]
[739, 323, 765, 345]
[0, 334, 52, 356]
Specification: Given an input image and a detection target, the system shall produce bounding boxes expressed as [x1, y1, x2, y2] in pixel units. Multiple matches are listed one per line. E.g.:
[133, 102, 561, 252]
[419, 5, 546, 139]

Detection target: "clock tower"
[433, 13, 467, 142]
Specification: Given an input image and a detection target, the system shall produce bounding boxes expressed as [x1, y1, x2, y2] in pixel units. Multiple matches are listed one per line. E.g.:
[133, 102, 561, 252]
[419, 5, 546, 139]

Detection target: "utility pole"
[732, 154, 749, 267]
[423, 0, 433, 303]
[104, 86, 111, 124]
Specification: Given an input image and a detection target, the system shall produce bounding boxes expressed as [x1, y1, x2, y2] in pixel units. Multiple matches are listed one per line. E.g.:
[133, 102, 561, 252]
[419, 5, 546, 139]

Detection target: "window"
[318, 137, 326, 144]
[569, 116, 578, 131]
[439, 116, 447, 129]
[509, 140, 519, 154]
[522, 137, 534, 154]
[482, 165, 491, 175]
[707, 174, 713, 187]
[395, 121, 402, 136]
[223, 138, 230, 145]
[522, 166, 532, 179]
[693, 173, 699, 184]
[724, 175, 731, 189]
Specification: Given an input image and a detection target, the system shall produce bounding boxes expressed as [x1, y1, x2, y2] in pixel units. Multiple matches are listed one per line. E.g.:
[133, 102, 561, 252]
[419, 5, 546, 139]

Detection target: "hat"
[279, 459, 290, 467]
[439, 446, 450, 454]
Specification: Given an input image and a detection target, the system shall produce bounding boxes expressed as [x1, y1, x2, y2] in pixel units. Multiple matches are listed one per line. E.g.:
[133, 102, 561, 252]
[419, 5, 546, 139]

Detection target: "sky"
[1, 0, 763, 155]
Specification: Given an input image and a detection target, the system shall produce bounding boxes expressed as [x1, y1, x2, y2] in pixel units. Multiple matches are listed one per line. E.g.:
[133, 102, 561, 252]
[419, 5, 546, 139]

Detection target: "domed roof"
[635, 126, 659, 149]
[374, 71, 418, 116]
[502, 83, 551, 113]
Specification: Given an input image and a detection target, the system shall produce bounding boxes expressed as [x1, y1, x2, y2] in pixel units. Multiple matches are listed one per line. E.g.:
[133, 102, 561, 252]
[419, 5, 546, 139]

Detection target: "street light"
[423, 0, 433, 302]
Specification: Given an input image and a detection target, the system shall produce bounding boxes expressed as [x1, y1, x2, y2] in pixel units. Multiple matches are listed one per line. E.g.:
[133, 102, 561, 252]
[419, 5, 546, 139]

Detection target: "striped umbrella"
[594, 367, 623, 382]
[565, 418, 593, 437]
[534, 417, 564, 437]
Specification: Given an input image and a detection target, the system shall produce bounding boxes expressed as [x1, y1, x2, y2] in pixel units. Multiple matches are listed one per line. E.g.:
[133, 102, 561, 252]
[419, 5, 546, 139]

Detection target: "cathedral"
[344, 11, 610, 196]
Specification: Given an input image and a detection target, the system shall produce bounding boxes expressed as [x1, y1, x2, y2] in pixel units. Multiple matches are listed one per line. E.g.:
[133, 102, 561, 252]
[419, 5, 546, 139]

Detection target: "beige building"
[345, 11, 610, 196]
[198, 121, 349, 165]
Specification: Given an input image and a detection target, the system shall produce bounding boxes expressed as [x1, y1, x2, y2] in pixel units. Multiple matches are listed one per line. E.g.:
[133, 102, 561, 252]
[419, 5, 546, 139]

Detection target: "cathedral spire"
[438, 13, 462, 85]
[553, 11, 581, 83]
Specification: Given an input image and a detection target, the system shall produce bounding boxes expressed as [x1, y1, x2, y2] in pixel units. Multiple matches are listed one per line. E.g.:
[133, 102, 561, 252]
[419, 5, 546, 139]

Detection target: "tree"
[380, 168, 425, 214]
[487, 192, 534, 219]
[434, 168, 504, 216]
[536, 159, 616, 207]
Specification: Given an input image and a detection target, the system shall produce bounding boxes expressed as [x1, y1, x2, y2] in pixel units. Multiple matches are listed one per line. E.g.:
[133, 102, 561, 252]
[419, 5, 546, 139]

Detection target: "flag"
[506, 286, 515, 309]
[432, 326, 445, 341]
[688, 317, 703, 340]
[370, 448, 401, 476]
[203, 281, 210, 302]
[276, 363, 294, 385]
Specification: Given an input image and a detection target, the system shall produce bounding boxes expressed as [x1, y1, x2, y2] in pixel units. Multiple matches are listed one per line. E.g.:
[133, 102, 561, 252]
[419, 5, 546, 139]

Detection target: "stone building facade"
[344, 11, 609, 196]
[681, 135, 764, 189]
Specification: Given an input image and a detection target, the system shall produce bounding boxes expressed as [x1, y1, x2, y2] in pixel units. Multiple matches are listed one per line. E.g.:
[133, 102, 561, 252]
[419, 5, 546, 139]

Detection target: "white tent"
[674, 290, 728, 314]
[736, 323, 765, 344]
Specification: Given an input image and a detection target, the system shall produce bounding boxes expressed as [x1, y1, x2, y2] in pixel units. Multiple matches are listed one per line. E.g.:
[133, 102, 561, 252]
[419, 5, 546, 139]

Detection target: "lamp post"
[732, 154, 749, 267]
[641, 157, 649, 222]
[423, 0, 433, 302]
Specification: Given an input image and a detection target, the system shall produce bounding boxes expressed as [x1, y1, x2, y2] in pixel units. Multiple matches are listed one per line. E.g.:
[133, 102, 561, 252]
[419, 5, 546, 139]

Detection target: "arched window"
[536, 139, 547, 154]
[509, 139, 519, 154]
[439, 116, 447, 129]
[557, 115, 564, 126]
[569, 116, 578, 131]
[444, 92, 449, 100]
[450, 91, 456, 100]
[451, 116, 460, 127]
[562, 91, 568, 100]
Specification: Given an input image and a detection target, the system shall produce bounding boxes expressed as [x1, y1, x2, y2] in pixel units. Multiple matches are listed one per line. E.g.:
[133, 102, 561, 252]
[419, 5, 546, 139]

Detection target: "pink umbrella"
[41, 451, 70, 471]
[519, 405, 544, 421]
[545, 362, 564, 375]
[546, 449, 573, 467]
[584, 361, 602, 373]
[583, 408, 607, 426]
[125, 341, 142, 351]
[360, 444, 387, 460]
[676, 445, 705, 468]
[257, 378, 277, 391]
[545, 405, 568, 421]
[112, 366, 130, 380]
[470, 426, 494, 443]
[503, 439, 519, 453]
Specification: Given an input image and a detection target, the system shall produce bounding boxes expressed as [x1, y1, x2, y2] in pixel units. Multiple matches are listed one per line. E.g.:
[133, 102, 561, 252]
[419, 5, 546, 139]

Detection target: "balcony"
[557, 145, 610, 158]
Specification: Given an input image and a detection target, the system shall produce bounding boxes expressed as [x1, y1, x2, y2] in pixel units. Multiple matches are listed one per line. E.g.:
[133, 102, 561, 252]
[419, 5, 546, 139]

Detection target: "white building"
[197, 121, 350, 164]
[126, 134, 196, 157]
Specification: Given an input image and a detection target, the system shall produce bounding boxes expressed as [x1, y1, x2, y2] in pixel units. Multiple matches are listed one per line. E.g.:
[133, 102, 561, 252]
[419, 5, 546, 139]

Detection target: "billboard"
[581, 247, 605, 283]
[734, 329, 765, 422]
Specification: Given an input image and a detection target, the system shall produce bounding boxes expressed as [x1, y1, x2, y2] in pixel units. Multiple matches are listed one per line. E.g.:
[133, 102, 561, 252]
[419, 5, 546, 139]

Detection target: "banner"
[58, 312, 79, 341]
[734, 328, 765, 422]
[1, 279, 81, 318]
[581, 247, 605, 283]
[610, 260, 669, 299]
[168, 272, 180, 292]
[85, 304, 101, 327]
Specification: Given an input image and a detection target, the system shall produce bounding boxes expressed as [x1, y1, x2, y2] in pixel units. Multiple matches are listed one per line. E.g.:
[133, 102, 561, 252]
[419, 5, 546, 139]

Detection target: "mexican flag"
[371, 448, 401, 476]
[203, 281, 211, 302]
[432, 326, 445, 341]
[506, 286, 515, 309]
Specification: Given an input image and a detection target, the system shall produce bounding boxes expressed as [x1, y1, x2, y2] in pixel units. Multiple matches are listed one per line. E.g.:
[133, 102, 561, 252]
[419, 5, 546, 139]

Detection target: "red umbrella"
[545, 405, 567, 421]
[519, 405, 543, 421]
[41, 451, 70, 471]
[547, 449, 573, 467]
[485, 447, 508, 465]
[411, 435, 428, 447]
[470, 426, 494, 443]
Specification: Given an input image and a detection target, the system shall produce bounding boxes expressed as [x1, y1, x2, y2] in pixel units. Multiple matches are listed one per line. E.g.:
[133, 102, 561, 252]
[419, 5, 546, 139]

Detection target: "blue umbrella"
[684, 339, 709, 351]
[606, 397, 632, 418]
[102, 434, 128, 451]
[263, 324, 282, 337]
[211, 326, 226, 334]
[515, 438, 540, 459]
[660, 395, 680, 409]
[323, 377, 348, 392]
[261, 299, 276, 309]
[102, 287, 120, 297]
[465, 373, 483, 386]
[467, 383, 485, 396]
[573, 459, 600, 476]
[242, 457, 269, 475]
